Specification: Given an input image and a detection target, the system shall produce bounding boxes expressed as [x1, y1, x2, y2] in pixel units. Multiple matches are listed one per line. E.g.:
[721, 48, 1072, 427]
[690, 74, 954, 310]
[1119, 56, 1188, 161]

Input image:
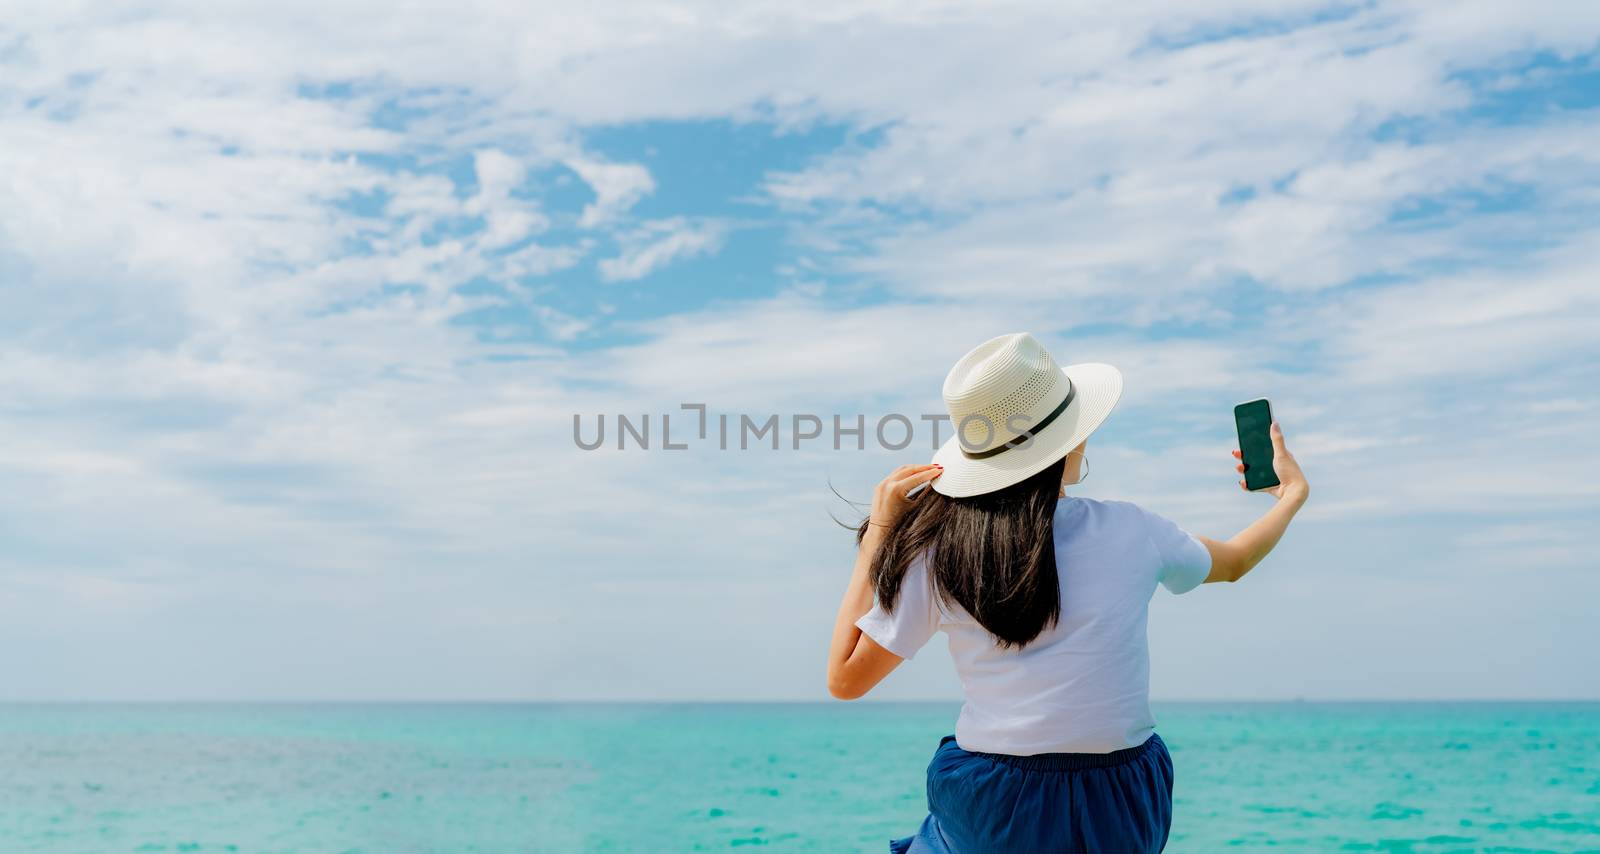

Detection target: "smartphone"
[1234, 398, 1280, 492]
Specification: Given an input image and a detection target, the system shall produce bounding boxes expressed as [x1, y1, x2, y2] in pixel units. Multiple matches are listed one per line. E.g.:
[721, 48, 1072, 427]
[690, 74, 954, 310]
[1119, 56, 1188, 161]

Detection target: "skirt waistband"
[947, 732, 1163, 772]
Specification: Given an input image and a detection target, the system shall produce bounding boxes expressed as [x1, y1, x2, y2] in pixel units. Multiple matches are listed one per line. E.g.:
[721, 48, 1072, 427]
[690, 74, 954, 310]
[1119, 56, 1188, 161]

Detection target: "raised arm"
[1200, 422, 1309, 584]
[826, 463, 942, 700]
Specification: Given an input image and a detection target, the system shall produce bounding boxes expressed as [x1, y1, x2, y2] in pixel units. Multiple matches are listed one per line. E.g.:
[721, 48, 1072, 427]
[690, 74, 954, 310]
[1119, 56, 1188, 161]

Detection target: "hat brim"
[929, 362, 1122, 498]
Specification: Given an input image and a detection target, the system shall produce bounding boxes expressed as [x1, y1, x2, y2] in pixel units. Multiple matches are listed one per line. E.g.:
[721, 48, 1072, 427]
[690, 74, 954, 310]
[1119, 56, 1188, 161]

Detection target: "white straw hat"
[930, 333, 1123, 498]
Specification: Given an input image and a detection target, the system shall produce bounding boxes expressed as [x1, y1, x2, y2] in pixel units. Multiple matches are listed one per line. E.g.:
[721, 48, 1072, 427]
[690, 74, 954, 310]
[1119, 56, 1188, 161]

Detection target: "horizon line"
[3, 697, 1598, 705]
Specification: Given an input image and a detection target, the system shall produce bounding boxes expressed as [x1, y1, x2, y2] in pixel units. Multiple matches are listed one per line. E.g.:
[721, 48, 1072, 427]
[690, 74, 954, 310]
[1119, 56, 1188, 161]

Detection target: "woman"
[826, 333, 1309, 853]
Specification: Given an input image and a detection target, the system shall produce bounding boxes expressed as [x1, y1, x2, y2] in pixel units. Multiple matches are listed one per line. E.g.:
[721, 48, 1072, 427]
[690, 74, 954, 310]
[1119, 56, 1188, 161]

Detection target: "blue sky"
[1, 1, 1598, 701]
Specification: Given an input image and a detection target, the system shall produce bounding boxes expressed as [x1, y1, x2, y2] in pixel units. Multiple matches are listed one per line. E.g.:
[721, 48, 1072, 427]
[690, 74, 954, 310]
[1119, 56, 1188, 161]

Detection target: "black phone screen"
[1234, 399, 1280, 492]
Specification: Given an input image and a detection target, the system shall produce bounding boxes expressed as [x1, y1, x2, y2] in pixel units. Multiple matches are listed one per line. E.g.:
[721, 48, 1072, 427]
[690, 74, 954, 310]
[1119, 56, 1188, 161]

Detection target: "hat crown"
[943, 333, 1071, 452]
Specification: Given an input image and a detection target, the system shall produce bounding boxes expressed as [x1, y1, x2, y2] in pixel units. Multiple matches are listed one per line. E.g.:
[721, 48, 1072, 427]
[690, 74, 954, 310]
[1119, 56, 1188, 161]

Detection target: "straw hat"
[930, 333, 1122, 498]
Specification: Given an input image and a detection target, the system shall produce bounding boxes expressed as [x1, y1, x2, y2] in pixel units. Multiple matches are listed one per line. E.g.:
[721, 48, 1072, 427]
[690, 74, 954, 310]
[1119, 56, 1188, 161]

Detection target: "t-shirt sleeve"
[854, 554, 941, 659]
[1136, 504, 1212, 595]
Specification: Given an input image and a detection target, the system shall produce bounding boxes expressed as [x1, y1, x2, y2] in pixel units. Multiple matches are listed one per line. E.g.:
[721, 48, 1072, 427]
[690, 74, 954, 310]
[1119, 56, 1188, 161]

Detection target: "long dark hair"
[856, 456, 1067, 649]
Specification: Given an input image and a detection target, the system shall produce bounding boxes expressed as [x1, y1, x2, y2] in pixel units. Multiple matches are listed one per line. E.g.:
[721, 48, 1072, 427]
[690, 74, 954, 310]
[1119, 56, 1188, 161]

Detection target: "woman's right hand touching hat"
[869, 463, 944, 531]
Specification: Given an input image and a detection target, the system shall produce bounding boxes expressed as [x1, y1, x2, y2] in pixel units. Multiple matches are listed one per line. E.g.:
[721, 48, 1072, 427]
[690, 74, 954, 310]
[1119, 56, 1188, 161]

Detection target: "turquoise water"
[1, 703, 1597, 852]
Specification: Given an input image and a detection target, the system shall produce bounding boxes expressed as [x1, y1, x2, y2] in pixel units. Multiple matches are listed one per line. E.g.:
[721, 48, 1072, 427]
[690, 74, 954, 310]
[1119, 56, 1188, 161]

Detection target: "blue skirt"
[889, 733, 1174, 853]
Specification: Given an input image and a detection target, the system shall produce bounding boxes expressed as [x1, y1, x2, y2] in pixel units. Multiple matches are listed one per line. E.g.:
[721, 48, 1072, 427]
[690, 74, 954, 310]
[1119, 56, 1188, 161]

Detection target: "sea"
[1, 702, 1596, 852]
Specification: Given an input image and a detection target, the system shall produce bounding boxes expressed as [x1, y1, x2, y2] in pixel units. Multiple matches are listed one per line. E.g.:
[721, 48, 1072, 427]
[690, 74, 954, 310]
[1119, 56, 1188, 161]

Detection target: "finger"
[1231, 450, 1242, 459]
[895, 467, 945, 492]
[1236, 463, 1245, 473]
[1270, 421, 1287, 453]
[1239, 479, 1248, 491]
[884, 465, 931, 487]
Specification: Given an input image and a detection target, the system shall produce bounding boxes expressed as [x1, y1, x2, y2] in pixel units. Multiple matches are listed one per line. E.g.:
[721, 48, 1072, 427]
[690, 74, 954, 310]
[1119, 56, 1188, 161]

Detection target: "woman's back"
[826, 332, 1309, 852]
[857, 497, 1212, 754]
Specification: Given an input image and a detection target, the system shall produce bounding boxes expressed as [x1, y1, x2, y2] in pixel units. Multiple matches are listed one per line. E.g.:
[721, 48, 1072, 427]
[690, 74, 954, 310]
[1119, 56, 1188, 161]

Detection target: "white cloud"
[566, 156, 656, 227]
[467, 148, 548, 248]
[536, 305, 591, 341]
[1312, 238, 1600, 386]
[597, 217, 725, 281]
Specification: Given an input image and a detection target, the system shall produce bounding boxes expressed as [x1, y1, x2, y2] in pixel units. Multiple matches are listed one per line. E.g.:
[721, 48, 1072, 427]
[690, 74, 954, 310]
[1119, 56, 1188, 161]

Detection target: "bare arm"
[826, 524, 904, 699]
[826, 463, 942, 700]
[1202, 422, 1309, 584]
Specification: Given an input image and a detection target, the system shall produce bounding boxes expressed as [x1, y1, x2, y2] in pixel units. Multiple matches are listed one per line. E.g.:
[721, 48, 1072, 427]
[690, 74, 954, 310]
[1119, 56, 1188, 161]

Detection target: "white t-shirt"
[855, 497, 1211, 755]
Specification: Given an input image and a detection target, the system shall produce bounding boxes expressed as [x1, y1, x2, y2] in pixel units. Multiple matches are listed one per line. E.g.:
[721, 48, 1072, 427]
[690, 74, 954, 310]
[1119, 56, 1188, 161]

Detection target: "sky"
[1, 0, 1598, 702]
